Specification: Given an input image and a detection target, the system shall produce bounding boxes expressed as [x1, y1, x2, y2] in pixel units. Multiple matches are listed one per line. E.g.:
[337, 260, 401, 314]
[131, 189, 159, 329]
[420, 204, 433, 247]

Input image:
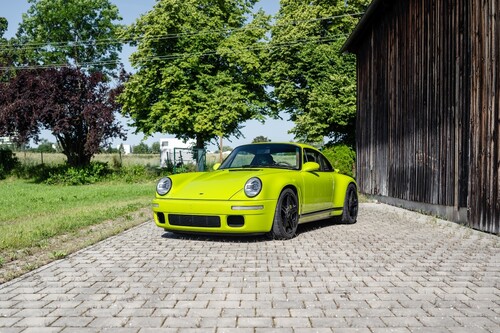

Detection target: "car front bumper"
[152, 198, 277, 234]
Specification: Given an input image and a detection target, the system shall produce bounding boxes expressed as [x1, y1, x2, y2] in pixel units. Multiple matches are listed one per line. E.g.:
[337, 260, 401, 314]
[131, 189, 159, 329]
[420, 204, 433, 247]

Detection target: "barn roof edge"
[341, 0, 393, 53]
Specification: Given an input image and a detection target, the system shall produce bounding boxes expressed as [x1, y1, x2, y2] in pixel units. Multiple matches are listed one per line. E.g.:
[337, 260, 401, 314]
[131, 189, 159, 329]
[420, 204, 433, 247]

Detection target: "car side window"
[304, 149, 316, 163]
[304, 148, 333, 172]
[317, 154, 333, 171]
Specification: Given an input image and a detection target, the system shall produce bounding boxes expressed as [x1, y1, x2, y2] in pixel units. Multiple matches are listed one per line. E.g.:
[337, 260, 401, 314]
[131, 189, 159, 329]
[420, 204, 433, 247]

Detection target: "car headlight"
[156, 177, 172, 196]
[244, 177, 262, 197]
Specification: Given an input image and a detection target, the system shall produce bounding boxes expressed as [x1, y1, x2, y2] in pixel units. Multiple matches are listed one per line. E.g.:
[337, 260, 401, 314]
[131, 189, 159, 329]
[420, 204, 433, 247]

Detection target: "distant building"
[0, 137, 14, 147]
[159, 138, 196, 168]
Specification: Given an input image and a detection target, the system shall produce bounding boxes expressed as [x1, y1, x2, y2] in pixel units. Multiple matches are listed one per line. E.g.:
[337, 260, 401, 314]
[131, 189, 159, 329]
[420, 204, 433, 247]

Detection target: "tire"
[341, 183, 358, 224]
[271, 188, 299, 240]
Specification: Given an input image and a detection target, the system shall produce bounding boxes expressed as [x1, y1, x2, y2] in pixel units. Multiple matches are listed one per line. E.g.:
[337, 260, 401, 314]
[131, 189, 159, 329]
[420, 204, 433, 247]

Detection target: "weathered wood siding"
[355, 0, 470, 209]
[351, 0, 499, 233]
[469, 0, 499, 233]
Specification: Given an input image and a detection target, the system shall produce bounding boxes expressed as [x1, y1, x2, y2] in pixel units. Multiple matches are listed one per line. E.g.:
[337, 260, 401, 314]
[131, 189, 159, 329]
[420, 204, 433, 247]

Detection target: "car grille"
[168, 214, 221, 228]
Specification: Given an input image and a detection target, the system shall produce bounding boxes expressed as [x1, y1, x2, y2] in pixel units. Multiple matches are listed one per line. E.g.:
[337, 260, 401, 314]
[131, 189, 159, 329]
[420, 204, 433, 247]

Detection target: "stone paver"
[0, 203, 499, 332]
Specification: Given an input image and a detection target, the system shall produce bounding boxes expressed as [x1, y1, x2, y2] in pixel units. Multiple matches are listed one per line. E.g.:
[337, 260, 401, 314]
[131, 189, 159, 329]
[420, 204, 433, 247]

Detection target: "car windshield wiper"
[221, 165, 258, 170]
[276, 165, 296, 170]
[240, 165, 296, 169]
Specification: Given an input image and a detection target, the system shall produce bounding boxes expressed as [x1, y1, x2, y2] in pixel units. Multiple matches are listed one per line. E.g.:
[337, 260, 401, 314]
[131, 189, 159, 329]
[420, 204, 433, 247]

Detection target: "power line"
[0, 33, 351, 71]
[0, 12, 363, 51]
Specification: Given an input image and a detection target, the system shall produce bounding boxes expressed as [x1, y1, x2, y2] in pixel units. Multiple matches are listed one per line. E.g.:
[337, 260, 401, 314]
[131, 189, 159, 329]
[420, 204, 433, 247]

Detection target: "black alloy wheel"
[341, 183, 358, 224]
[271, 188, 299, 239]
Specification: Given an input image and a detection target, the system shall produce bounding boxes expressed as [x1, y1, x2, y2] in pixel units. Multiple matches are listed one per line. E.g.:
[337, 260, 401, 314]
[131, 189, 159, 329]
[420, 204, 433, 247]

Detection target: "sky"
[1, 0, 292, 150]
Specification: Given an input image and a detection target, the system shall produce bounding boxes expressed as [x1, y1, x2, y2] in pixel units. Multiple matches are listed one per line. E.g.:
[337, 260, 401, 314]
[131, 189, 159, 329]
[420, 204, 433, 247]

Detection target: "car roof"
[242, 142, 319, 151]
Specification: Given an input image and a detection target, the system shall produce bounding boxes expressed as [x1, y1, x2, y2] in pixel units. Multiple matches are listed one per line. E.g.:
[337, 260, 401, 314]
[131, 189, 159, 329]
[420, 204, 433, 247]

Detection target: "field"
[0, 153, 161, 282]
[18, 151, 221, 168]
[18, 152, 162, 167]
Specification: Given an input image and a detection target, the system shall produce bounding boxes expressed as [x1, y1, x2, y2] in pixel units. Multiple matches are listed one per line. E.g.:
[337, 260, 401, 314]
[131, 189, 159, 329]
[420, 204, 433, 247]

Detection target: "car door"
[301, 149, 335, 214]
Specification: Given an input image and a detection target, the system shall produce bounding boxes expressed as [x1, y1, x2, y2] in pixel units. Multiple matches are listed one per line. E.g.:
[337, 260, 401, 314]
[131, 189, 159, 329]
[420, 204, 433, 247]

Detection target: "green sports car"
[152, 142, 358, 239]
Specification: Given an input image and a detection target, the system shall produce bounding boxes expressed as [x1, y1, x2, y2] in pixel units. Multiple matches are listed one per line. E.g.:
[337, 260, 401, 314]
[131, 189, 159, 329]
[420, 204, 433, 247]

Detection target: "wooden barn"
[342, 0, 499, 233]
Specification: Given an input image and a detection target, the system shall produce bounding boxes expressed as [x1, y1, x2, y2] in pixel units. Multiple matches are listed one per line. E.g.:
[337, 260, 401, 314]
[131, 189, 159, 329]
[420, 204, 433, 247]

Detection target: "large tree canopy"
[119, 0, 275, 148]
[0, 0, 126, 167]
[0, 18, 7, 38]
[16, 0, 122, 75]
[0, 18, 17, 81]
[0, 68, 125, 167]
[268, 0, 370, 146]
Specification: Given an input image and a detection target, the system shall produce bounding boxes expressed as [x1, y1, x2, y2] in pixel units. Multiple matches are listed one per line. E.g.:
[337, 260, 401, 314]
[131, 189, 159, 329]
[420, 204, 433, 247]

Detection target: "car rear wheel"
[271, 188, 299, 240]
[341, 183, 358, 224]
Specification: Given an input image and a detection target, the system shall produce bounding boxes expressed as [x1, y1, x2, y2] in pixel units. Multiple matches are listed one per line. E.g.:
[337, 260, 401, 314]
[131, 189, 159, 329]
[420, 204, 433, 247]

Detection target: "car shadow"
[296, 217, 350, 235]
[160, 217, 350, 243]
[161, 231, 271, 243]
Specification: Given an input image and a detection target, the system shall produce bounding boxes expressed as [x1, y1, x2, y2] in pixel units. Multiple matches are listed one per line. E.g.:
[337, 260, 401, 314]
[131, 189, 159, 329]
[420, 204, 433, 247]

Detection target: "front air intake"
[168, 214, 221, 227]
[227, 215, 244, 227]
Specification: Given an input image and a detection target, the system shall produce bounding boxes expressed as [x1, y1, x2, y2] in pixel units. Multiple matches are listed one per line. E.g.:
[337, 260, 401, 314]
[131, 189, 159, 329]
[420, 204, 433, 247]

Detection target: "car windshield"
[219, 144, 301, 170]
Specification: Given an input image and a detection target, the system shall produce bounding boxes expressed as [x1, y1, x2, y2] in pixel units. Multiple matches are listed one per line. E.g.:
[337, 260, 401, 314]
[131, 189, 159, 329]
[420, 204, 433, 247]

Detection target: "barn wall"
[354, 0, 500, 233]
[469, 0, 499, 233]
[355, 0, 471, 223]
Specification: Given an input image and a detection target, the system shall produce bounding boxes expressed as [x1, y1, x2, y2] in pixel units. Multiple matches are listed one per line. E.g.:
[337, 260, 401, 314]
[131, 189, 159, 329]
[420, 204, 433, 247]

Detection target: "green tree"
[119, 0, 275, 150]
[35, 139, 57, 153]
[0, 18, 7, 75]
[0, 0, 126, 167]
[268, 0, 369, 147]
[0, 18, 7, 39]
[151, 142, 161, 154]
[0, 18, 18, 82]
[101, 145, 118, 153]
[133, 142, 151, 154]
[215, 146, 233, 153]
[16, 0, 122, 75]
[252, 135, 271, 143]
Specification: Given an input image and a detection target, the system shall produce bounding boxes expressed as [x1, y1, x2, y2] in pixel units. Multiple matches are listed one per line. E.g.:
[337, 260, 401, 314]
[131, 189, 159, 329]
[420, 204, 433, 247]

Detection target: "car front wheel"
[341, 183, 358, 224]
[271, 188, 299, 240]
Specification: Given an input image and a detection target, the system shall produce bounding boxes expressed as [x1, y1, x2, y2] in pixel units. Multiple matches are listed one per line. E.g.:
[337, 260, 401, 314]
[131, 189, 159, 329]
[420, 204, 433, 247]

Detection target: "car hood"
[167, 168, 291, 200]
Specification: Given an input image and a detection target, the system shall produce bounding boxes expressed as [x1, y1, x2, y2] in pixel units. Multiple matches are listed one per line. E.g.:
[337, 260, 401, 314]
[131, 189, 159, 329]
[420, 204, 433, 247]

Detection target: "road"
[1, 203, 499, 332]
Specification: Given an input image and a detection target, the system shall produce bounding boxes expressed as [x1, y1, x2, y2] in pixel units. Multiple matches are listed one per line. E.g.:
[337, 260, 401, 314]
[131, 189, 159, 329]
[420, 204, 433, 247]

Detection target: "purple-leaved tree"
[0, 67, 126, 167]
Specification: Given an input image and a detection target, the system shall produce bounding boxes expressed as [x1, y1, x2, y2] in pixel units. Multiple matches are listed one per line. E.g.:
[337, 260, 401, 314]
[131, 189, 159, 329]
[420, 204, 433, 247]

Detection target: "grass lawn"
[0, 178, 156, 283]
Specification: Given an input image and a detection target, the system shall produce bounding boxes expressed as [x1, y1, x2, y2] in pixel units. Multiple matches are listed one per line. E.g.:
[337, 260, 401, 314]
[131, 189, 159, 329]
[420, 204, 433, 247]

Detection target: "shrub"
[13, 163, 60, 182]
[0, 148, 20, 179]
[11, 157, 165, 184]
[45, 162, 111, 185]
[174, 163, 197, 174]
[111, 154, 123, 169]
[110, 165, 164, 183]
[322, 144, 356, 177]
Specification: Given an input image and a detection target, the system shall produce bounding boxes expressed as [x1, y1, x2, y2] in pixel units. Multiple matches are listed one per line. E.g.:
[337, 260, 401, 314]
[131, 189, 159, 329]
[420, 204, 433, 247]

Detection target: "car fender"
[255, 172, 306, 216]
[332, 173, 357, 209]
[228, 171, 303, 202]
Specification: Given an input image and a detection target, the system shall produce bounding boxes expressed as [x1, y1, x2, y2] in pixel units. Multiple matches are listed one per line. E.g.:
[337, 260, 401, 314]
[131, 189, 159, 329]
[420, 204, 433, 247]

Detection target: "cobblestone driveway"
[0, 203, 499, 333]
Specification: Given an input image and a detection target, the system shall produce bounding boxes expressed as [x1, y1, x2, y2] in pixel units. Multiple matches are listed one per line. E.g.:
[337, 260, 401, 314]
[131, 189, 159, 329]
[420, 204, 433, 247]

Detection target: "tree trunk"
[195, 135, 206, 172]
[58, 134, 92, 167]
[196, 136, 204, 149]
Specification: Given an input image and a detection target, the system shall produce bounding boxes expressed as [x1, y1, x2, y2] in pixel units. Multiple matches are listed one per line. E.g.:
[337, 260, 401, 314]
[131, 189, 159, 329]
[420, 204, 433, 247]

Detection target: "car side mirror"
[213, 163, 221, 170]
[303, 162, 320, 172]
